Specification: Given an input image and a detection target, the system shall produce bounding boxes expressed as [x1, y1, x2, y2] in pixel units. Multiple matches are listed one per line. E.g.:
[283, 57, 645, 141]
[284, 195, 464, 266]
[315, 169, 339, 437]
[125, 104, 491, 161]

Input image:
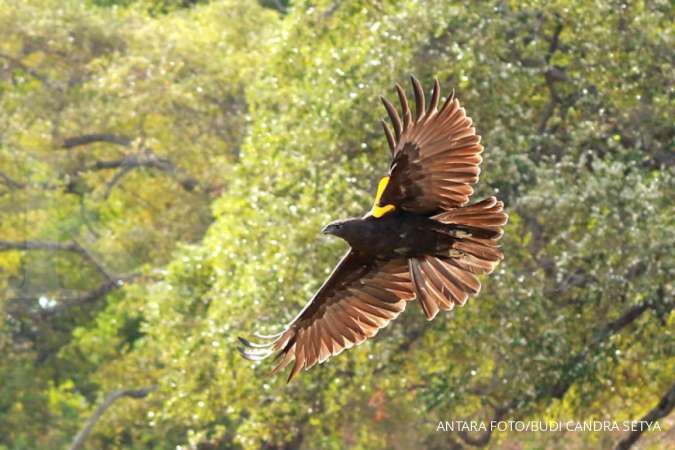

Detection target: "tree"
[1, 1, 672, 449]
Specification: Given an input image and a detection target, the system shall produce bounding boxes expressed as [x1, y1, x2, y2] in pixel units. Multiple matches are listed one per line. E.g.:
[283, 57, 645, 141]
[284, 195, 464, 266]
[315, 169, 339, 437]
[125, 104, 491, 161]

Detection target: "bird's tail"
[410, 197, 508, 320]
[431, 196, 507, 240]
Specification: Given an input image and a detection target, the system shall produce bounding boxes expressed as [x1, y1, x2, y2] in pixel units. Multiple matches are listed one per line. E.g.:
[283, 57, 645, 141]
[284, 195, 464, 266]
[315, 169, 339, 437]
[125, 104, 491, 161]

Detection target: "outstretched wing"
[239, 251, 414, 381]
[377, 77, 483, 214]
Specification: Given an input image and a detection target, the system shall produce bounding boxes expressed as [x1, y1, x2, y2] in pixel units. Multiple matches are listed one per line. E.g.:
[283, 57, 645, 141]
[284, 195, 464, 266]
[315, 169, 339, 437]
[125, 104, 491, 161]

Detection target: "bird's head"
[321, 218, 362, 242]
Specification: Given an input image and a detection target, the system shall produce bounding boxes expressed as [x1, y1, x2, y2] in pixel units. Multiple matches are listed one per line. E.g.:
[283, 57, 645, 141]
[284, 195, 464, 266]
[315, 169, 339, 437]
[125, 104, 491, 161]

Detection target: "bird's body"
[326, 213, 453, 259]
[240, 77, 509, 381]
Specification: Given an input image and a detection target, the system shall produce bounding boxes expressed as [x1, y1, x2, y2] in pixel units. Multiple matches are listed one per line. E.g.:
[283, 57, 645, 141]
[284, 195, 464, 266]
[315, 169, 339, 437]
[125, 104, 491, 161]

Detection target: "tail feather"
[411, 197, 507, 319]
[432, 196, 507, 231]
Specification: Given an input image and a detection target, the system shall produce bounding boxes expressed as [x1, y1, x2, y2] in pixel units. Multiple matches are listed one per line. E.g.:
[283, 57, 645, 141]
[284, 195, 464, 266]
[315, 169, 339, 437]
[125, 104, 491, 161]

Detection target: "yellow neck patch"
[370, 176, 396, 218]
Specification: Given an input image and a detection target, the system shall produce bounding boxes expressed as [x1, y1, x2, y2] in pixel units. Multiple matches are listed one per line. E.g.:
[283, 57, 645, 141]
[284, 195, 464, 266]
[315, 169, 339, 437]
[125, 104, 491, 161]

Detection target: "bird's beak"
[321, 224, 333, 235]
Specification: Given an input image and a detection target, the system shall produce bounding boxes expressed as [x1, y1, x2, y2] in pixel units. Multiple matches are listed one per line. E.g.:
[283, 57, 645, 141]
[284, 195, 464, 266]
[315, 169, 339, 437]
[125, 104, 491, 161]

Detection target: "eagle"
[239, 77, 508, 381]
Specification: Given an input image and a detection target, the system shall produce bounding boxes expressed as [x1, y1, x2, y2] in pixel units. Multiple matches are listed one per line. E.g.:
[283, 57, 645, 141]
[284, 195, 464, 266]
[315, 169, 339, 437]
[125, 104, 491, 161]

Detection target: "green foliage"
[1, 1, 673, 449]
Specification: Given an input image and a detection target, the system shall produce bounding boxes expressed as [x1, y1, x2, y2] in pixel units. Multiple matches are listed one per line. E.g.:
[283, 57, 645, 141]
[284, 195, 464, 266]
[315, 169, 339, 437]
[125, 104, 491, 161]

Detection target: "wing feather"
[240, 251, 414, 381]
[378, 77, 484, 213]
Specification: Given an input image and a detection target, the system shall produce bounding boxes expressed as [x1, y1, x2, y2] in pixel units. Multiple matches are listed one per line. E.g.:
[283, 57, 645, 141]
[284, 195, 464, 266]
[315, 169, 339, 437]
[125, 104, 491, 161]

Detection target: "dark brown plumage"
[239, 77, 508, 381]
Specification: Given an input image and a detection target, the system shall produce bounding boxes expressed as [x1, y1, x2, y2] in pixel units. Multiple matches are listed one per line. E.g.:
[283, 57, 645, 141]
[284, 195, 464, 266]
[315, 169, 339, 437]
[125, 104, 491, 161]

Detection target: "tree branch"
[61, 133, 207, 193]
[0, 51, 55, 88]
[103, 164, 135, 199]
[0, 239, 112, 279]
[538, 20, 565, 134]
[545, 20, 564, 64]
[0, 239, 80, 253]
[7, 273, 139, 317]
[457, 406, 508, 447]
[451, 298, 672, 447]
[0, 172, 59, 195]
[78, 153, 200, 192]
[500, 16, 568, 136]
[71, 240, 114, 281]
[615, 382, 675, 450]
[69, 386, 156, 450]
[49, 274, 137, 313]
[61, 133, 132, 149]
[0, 170, 26, 190]
[544, 300, 668, 400]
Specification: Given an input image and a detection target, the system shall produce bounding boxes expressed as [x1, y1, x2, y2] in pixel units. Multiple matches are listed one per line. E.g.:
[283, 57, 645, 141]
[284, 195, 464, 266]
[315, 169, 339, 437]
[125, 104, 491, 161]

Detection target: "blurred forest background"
[0, 0, 673, 449]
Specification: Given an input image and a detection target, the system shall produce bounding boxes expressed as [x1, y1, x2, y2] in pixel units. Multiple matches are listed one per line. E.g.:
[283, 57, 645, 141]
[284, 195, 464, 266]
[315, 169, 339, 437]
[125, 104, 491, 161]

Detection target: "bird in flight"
[240, 77, 508, 381]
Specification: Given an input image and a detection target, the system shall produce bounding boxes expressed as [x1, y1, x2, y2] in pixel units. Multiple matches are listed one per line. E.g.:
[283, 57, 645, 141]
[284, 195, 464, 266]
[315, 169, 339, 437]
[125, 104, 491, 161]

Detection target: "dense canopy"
[0, 1, 673, 449]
